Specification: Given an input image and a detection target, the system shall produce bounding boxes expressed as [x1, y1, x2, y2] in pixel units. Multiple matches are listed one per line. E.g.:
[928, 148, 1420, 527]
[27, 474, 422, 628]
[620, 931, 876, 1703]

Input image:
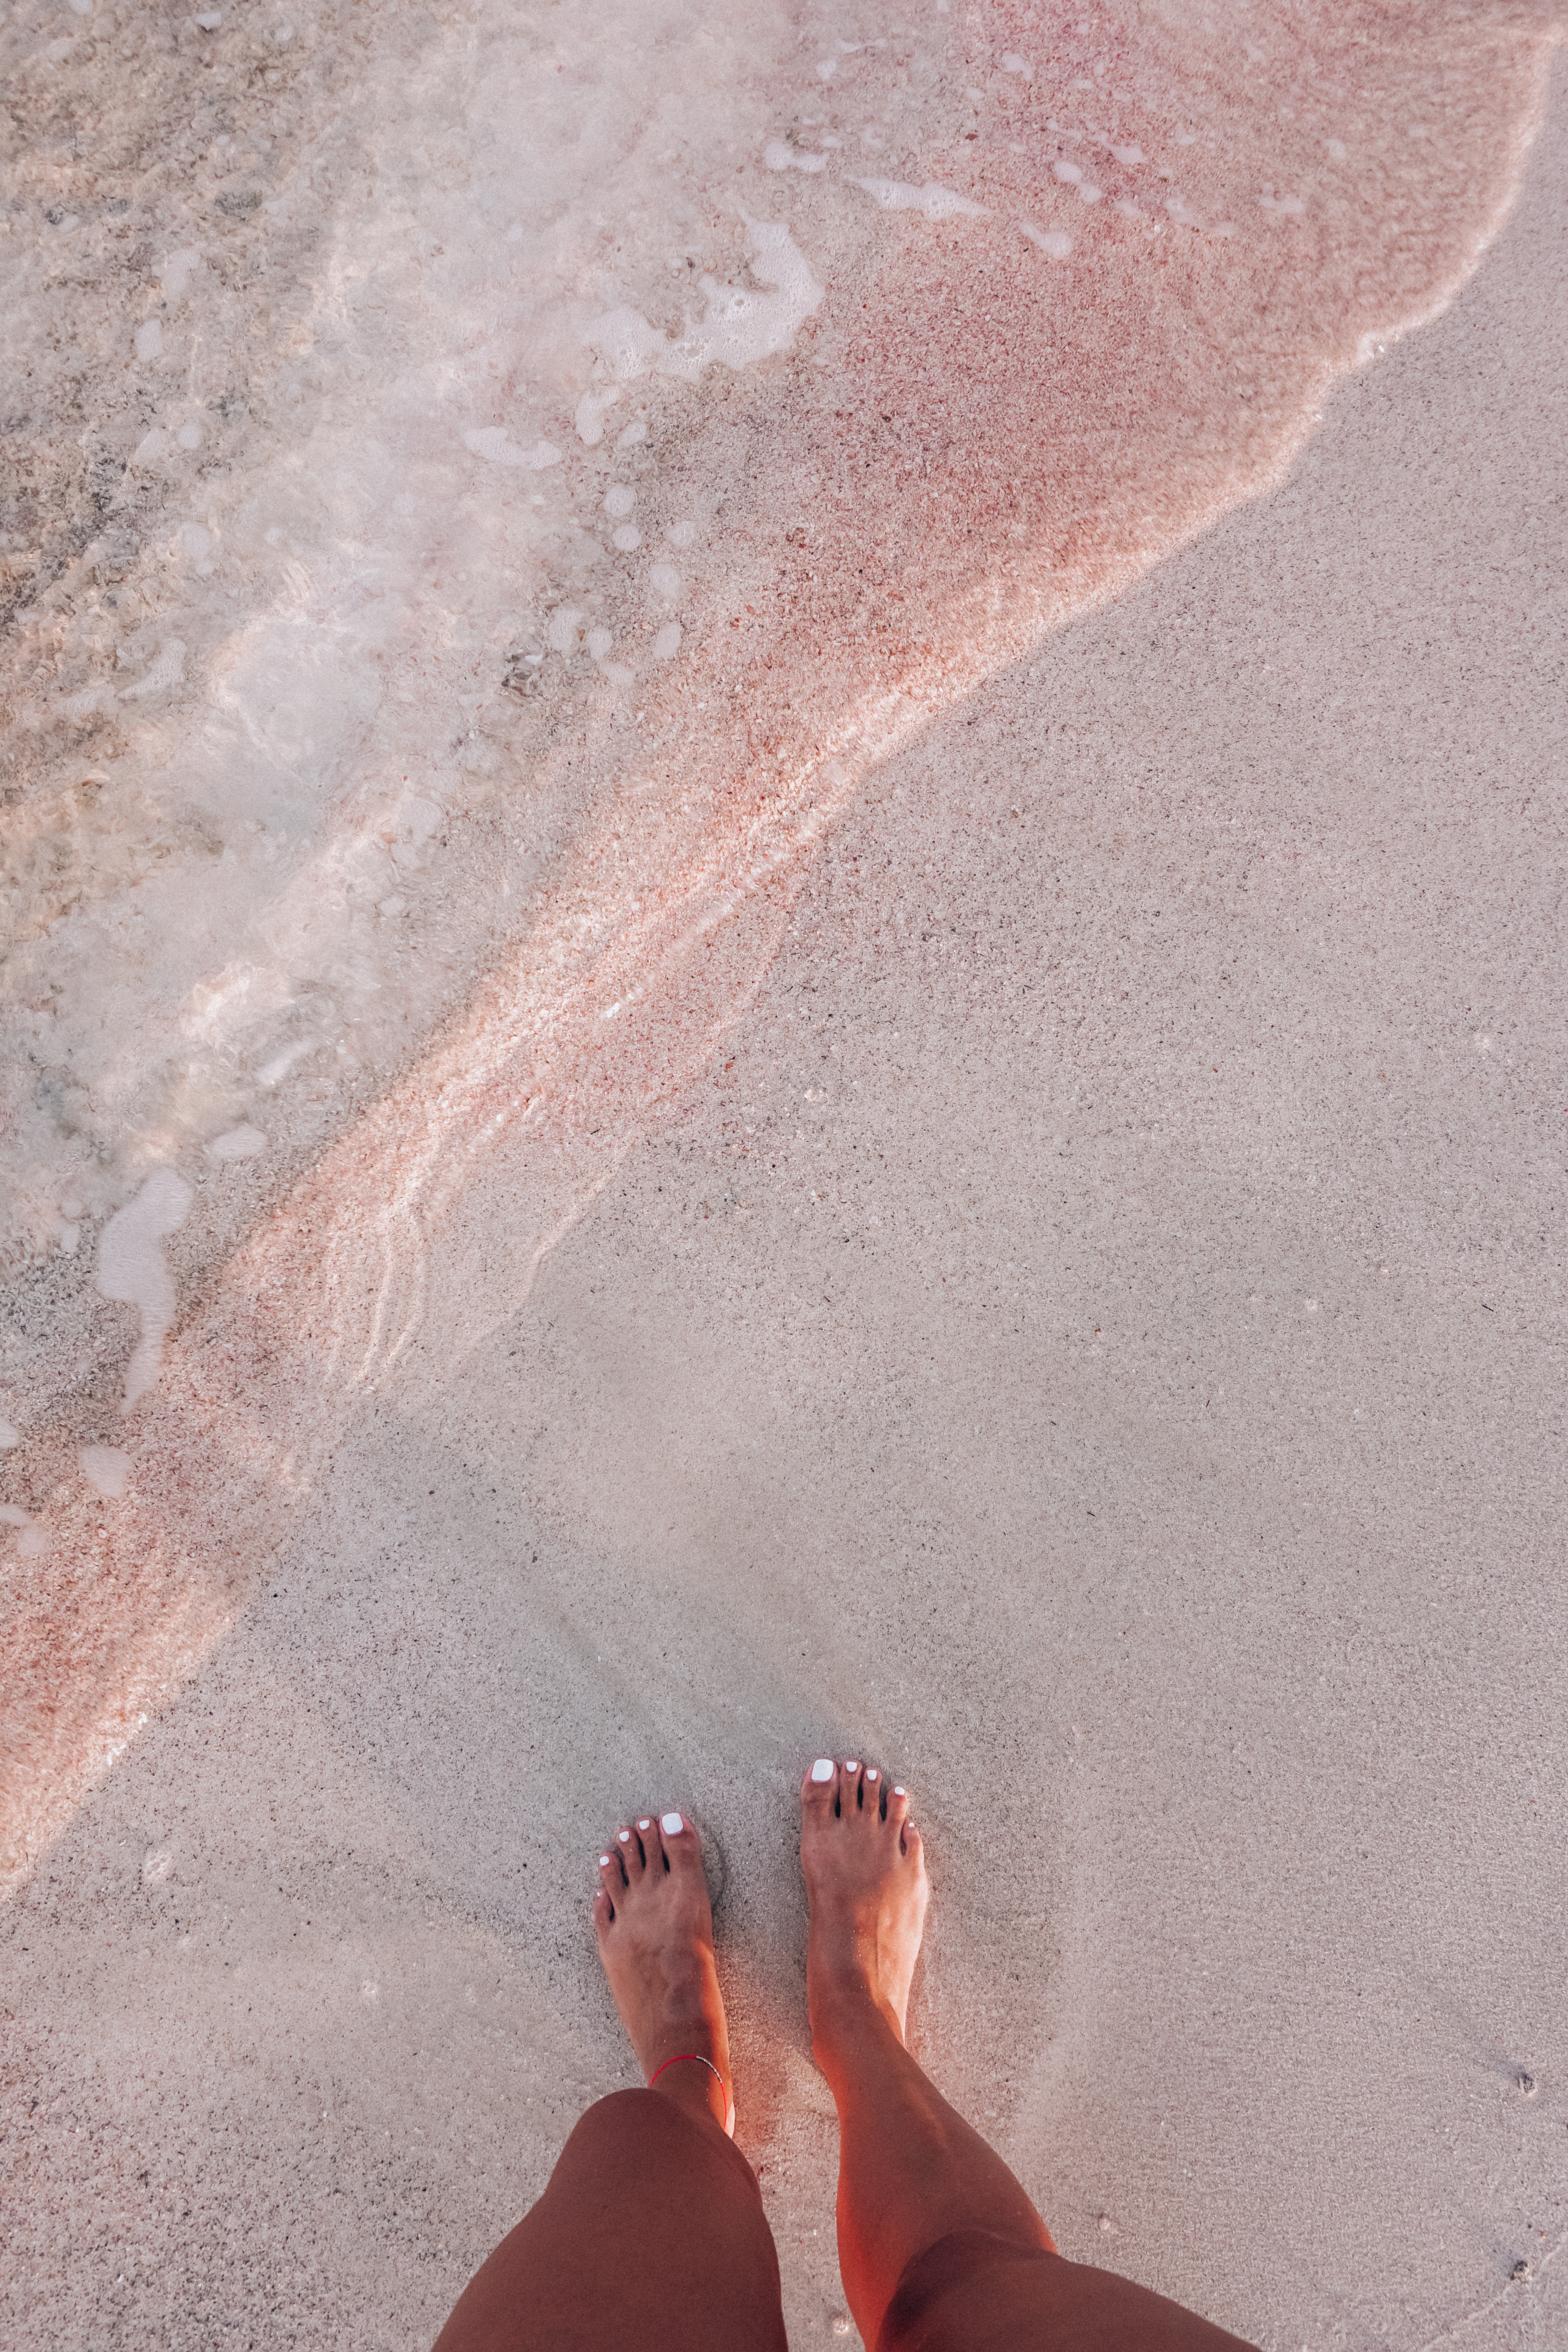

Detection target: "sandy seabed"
[4, 6, 1567, 2349]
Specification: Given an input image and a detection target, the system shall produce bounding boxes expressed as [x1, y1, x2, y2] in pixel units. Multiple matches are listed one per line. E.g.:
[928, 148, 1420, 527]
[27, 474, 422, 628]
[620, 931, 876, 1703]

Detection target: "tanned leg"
[801, 1759, 1258, 2352]
[432, 1809, 786, 2352]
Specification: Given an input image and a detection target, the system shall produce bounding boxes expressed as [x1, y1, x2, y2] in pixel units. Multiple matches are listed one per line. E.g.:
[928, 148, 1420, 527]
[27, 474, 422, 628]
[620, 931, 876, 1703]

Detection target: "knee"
[551, 2088, 764, 2222]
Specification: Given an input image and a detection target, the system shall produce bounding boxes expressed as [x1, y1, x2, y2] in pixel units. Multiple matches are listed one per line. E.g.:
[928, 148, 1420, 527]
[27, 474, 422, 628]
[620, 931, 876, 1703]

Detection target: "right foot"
[800, 1757, 928, 2050]
[593, 1810, 734, 2134]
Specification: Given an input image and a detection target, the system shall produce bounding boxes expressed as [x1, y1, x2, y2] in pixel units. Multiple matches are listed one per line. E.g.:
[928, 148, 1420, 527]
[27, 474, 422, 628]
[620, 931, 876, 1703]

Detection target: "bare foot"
[593, 1809, 734, 2135]
[800, 1757, 928, 2061]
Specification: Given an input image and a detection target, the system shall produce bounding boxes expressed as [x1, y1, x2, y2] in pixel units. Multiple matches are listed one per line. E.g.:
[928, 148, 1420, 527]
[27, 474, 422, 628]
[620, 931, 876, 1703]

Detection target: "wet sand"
[5, 48, 1568, 2352]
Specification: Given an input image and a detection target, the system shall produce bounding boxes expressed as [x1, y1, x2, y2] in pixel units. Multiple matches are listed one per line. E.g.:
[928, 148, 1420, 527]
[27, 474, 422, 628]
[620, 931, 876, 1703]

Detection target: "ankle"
[810, 1973, 905, 2063]
[649, 2052, 732, 2136]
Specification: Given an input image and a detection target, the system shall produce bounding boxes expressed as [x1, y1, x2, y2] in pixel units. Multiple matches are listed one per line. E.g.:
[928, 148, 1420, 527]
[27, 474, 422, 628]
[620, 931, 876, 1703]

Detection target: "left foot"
[593, 1811, 734, 2135]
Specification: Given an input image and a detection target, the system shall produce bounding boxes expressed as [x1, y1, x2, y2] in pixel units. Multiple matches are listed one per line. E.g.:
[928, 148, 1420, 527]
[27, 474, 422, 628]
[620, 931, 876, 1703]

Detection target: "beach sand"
[5, 38, 1567, 2352]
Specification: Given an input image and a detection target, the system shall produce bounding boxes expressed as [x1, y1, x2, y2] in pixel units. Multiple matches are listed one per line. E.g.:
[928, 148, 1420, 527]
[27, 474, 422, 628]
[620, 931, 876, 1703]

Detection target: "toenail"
[866, 1768, 879, 1780]
[638, 1818, 652, 1830]
[844, 1760, 859, 1772]
[811, 1759, 834, 1783]
[599, 1855, 611, 1868]
[661, 1811, 684, 1835]
[619, 1830, 631, 1843]
[893, 1786, 905, 1796]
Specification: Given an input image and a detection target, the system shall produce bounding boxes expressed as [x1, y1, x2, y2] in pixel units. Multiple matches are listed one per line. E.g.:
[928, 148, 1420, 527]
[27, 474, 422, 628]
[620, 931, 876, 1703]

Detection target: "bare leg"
[433, 1810, 786, 2352]
[801, 1759, 1257, 2352]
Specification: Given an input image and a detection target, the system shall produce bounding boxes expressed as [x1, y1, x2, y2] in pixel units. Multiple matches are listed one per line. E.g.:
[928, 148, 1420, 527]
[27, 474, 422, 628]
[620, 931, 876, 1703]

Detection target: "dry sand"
[5, 50, 1568, 2352]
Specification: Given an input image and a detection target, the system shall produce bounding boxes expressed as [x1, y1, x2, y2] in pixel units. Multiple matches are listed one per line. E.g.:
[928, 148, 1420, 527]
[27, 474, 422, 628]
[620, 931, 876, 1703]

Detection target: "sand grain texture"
[4, 23, 1567, 2352]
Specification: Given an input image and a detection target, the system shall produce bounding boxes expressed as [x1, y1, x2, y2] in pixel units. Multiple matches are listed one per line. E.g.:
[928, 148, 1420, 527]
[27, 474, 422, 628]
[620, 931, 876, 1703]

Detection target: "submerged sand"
[5, 51, 1568, 2352]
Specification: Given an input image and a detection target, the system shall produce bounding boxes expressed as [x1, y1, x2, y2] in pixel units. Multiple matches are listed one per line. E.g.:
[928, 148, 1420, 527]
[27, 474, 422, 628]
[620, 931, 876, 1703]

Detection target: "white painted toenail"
[811, 1759, 835, 1782]
[866, 1768, 879, 1780]
[599, 1856, 611, 1868]
[638, 1818, 652, 1830]
[844, 1760, 859, 1771]
[893, 1786, 905, 1796]
[661, 1811, 684, 1835]
[619, 1831, 631, 1843]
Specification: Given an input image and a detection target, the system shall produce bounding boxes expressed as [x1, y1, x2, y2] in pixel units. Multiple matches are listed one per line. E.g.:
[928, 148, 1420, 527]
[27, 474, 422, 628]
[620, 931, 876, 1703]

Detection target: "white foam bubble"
[120, 638, 187, 701]
[463, 426, 562, 469]
[603, 485, 636, 518]
[1110, 144, 1144, 165]
[615, 416, 648, 448]
[855, 179, 987, 220]
[1000, 53, 1033, 78]
[765, 139, 827, 173]
[583, 218, 822, 388]
[546, 605, 584, 655]
[94, 1167, 194, 1412]
[207, 1124, 267, 1162]
[80, 1445, 131, 1500]
[158, 248, 201, 299]
[652, 621, 682, 659]
[667, 520, 697, 550]
[575, 390, 620, 445]
[1019, 222, 1072, 258]
[134, 319, 163, 361]
[586, 627, 614, 662]
[1053, 160, 1083, 185]
[612, 525, 641, 551]
[5, 1509, 48, 1556]
[649, 563, 682, 600]
[58, 682, 116, 723]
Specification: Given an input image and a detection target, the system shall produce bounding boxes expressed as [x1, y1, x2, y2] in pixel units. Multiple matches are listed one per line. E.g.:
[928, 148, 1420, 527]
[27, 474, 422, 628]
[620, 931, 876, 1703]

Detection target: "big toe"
[802, 1756, 840, 1819]
[654, 1807, 704, 1880]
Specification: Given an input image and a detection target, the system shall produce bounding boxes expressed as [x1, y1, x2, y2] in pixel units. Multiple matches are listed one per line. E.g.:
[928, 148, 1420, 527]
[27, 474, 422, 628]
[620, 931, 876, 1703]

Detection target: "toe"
[658, 1808, 702, 1879]
[842, 1759, 861, 1816]
[595, 1852, 622, 1915]
[885, 1780, 910, 1833]
[862, 1763, 884, 1820]
[802, 1756, 839, 1817]
[592, 1887, 615, 1938]
[615, 1825, 641, 1878]
[634, 1816, 655, 1869]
